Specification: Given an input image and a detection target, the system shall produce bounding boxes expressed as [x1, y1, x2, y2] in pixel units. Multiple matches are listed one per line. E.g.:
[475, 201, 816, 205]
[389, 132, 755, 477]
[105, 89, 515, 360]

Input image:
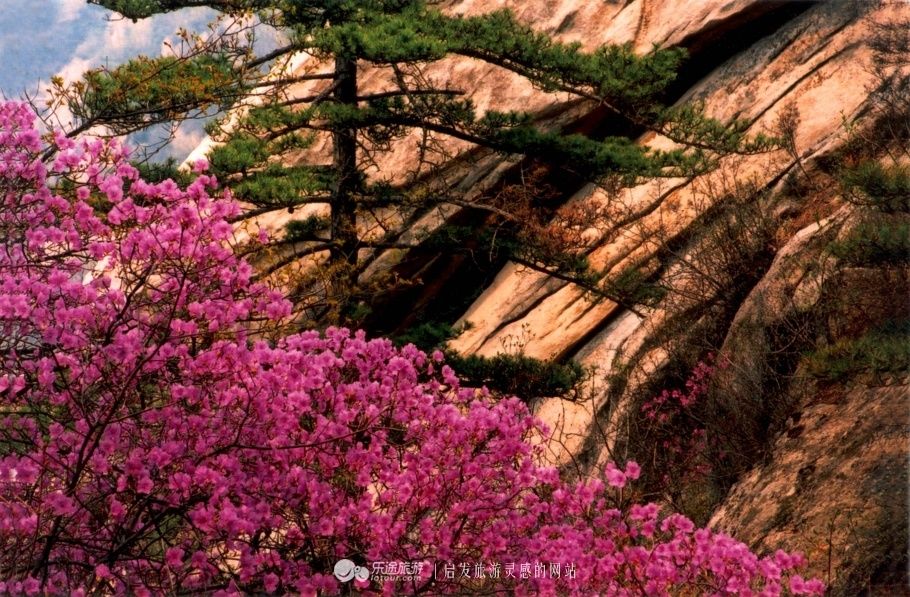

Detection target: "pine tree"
[62, 0, 772, 325]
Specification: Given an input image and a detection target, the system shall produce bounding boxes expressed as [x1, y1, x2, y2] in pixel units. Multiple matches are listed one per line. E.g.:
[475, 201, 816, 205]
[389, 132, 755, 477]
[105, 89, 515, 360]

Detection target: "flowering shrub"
[0, 101, 823, 595]
[640, 359, 716, 494]
[641, 359, 715, 419]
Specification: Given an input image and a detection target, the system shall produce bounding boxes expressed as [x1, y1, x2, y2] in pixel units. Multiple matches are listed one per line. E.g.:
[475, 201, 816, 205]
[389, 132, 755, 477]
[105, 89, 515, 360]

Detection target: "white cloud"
[55, 19, 147, 86]
[57, 0, 85, 23]
[56, 56, 92, 85]
[56, 8, 213, 85]
[10, 5, 221, 156]
[168, 123, 206, 161]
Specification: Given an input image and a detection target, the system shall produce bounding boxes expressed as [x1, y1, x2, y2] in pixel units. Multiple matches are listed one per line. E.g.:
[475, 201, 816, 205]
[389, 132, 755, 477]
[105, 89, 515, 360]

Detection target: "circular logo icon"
[334, 559, 370, 583]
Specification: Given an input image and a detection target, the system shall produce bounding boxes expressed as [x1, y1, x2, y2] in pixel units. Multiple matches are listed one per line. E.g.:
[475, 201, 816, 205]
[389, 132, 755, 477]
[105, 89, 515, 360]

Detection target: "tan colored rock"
[710, 379, 909, 590]
[451, 1, 886, 359]
[187, 0, 910, 586]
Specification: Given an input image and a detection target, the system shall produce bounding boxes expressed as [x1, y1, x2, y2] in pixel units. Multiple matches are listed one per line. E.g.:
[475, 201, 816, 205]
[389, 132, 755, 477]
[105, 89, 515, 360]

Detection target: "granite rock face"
[191, 0, 910, 590]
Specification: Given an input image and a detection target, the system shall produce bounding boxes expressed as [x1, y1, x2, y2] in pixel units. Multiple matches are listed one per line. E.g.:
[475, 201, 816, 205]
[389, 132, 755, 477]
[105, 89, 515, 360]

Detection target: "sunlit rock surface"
[189, 0, 909, 590]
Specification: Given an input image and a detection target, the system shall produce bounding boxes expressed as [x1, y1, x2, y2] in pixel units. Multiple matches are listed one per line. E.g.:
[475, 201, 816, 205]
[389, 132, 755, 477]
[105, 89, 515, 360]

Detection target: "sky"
[0, 1, 218, 159]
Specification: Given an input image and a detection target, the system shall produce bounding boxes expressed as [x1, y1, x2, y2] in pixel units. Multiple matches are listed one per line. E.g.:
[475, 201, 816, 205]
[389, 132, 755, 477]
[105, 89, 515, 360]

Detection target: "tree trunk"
[328, 54, 359, 323]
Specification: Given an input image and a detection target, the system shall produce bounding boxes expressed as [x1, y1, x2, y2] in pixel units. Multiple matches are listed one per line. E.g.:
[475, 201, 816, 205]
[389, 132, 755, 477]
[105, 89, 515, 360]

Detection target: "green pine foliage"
[58, 54, 239, 136]
[390, 321, 584, 399]
[806, 319, 910, 382]
[132, 157, 195, 186]
[285, 215, 330, 242]
[448, 352, 585, 399]
[841, 162, 910, 214]
[830, 162, 910, 266]
[829, 216, 910, 267]
[75, 0, 776, 326]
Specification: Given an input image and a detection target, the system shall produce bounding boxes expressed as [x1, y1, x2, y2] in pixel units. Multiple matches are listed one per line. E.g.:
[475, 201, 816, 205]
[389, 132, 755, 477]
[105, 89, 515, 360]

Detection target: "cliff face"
[204, 0, 909, 591]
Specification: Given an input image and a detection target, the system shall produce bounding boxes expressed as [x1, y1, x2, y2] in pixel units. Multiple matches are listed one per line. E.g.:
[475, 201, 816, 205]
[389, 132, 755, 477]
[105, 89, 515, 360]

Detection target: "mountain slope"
[194, 0, 909, 591]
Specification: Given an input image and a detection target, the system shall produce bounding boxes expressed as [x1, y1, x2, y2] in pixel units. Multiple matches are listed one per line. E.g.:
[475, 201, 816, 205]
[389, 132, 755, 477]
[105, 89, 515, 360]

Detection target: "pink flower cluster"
[639, 359, 719, 489]
[641, 359, 714, 421]
[0, 102, 823, 595]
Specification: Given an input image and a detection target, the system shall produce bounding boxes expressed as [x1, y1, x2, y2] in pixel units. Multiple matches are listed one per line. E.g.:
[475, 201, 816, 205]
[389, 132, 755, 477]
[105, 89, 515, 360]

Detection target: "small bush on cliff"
[0, 102, 823, 595]
[841, 162, 910, 214]
[391, 320, 460, 352]
[806, 319, 910, 382]
[628, 359, 722, 517]
[447, 352, 585, 399]
[392, 322, 584, 399]
[829, 215, 910, 267]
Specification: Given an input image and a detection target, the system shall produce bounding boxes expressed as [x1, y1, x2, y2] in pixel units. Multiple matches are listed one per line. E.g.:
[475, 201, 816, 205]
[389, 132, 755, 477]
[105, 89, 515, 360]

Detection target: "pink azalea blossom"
[605, 462, 627, 488]
[0, 101, 824, 596]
